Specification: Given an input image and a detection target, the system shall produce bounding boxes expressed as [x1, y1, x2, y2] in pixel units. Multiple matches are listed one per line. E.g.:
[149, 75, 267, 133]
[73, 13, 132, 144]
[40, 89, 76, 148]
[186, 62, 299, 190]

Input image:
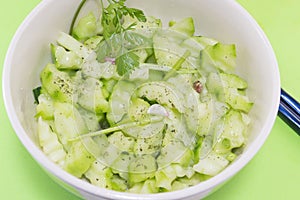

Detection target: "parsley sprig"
[100, 0, 146, 39]
[98, 0, 148, 76]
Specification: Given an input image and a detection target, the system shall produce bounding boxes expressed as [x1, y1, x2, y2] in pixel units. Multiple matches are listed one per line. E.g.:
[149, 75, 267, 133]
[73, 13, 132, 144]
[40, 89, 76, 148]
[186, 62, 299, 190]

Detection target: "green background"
[1, 0, 299, 199]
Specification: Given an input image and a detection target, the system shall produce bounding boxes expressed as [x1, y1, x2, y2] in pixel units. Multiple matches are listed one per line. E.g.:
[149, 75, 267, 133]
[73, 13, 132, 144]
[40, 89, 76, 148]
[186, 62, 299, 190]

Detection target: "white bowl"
[2, 0, 280, 199]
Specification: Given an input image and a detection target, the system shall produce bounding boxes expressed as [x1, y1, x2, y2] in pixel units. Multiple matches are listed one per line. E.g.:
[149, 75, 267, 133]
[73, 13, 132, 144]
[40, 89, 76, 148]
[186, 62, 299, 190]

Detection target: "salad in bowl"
[3, 0, 280, 199]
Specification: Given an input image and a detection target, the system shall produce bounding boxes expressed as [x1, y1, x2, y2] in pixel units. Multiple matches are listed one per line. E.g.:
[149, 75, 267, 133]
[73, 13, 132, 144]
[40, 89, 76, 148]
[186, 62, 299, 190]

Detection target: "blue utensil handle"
[278, 88, 300, 136]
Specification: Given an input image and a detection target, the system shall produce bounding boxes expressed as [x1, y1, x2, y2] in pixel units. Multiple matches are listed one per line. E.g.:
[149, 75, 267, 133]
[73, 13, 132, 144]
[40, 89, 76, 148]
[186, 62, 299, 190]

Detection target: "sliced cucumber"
[63, 138, 95, 178]
[36, 94, 55, 120]
[123, 15, 162, 38]
[167, 74, 202, 135]
[72, 12, 98, 40]
[77, 107, 101, 132]
[107, 80, 136, 124]
[53, 102, 88, 150]
[193, 151, 229, 176]
[108, 131, 135, 152]
[215, 109, 247, 149]
[128, 179, 158, 194]
[171, 173, 205, 191]
[163, 108, 195, 146]
[224, 88, 253, 113]
[128, 98, 150, 122]
[77, 77, 109, 114]
[169, 17, 195, 37]
[40, 64, 76, 103]
[129, 63, 170, 81]
[191, 36, 218, 48]
[82, 61, 120, 80]
[84, 35, 103, 51]
[136, 81, 185, 113]
[220, 72, 248, 89]
[110, 175, 128, 192]
[51, 44, 83, 70]
[153, 30, 186, 67]
[128, 154, 157, 185]
[84, 160, 113, 188]
[200, 42, 236, 73]
[133, 121, 165, 155]
[155, 165, 177, 190]
[57, 32, 95, 61]
[156, 139, 190, 169]
[111, 152, 135, 180]
[37, 117, 66, 167]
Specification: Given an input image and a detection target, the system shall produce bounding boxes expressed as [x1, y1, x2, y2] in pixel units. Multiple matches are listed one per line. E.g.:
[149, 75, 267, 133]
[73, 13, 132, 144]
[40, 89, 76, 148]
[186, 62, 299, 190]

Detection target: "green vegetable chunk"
[40, 64, 76, 103]
[128, 154, 157, 185]
[64, 139, 95, 178]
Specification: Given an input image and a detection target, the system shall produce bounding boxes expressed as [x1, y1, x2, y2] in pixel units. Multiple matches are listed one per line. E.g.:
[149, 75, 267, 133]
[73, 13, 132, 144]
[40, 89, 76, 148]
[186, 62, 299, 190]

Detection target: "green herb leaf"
[97, 31, 151, 62]
[100, 0, 146, 39]
[115, 52, 140, 76]
[98, 0, 148, 75]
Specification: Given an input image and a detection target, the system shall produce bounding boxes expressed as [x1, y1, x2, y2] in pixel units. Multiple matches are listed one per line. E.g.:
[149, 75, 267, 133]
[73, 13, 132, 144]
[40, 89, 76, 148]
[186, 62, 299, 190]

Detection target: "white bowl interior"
[3, 0, 280, 199]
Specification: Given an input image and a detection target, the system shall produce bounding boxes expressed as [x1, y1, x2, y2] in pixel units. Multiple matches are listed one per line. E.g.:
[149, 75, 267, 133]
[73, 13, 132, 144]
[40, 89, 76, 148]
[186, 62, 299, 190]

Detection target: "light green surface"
[0, 1, 299, 199]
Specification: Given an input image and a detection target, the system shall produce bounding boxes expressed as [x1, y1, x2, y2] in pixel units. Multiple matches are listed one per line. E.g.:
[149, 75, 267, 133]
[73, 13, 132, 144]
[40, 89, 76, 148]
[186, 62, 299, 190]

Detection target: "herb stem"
[69, 116, 163, 141]
[163, 50, 191, 80]
[69, 0, 87, 35]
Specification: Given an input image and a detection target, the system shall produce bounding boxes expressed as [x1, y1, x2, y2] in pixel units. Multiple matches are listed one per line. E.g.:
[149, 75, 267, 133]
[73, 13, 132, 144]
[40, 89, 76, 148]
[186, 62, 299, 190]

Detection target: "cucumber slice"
[163, 108, 195, 146]
[224, 88, 253, 113]
[171, 173, 205, 191]
[110, 175, 128, 192]
[63, 138, 95, 178]
[51, 44, 83, 70]
[139, 179, 158, 194]
[40, 64, 77, 103]
[220, 72, 248, 89]
[153, 30, 187, 67]
[137, 81, 185, 113]
[111, 152, 135, 180]
[84, 160, 113, 188]
[108, 131, 135, 152]
[169, 17, 195, 37]
[216, 109, 247, 149]
[107, 80, 137, 124]
[129, 63, 170, 81]
[123, 15, 162, 38]
[57, 32, 95, 60]
[37, 117, 66, 167]
[167, 74, 202, 135]
[157, 140, 190, 169]
[36, 94, 55, 120]
[98, 143, 122, 167]
[133, 121, 165, 155]
[155, 165, 177, 190]
[77, 77, 109, 114]
[82, 61, 120, 80]
[77, 107, 101, 132]
[206, 72, 225, 100]
[53, 102, 88, 150]
[128, 154, 157, 185]
[84, 35, 103, 51]
[155, 164, 194, 191]
[191, 36, 218, 48]
[72, 12, 98, 40]
[102, 78, 117, 95]
[128, 98, 150, 121]
[128, 179, 158, 194]
[200, 43, 236, 73]
[193, 151, 229, 176]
